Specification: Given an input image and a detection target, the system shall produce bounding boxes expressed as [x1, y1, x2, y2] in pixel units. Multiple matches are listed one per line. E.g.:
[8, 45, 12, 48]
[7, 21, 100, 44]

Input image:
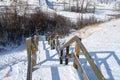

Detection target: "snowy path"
[0, 36, 80, 80]
[32, 36, 80, 80]
[0, 19, 120, 80]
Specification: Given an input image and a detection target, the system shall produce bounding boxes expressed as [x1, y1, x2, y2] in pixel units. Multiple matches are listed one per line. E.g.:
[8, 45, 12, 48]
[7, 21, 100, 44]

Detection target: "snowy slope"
[0, 19, 120, 80]
[65, 19, 120, 80]
[0, 0, 120, 79]
[0, 36, 80, 80]
[81, 19, 120, 80]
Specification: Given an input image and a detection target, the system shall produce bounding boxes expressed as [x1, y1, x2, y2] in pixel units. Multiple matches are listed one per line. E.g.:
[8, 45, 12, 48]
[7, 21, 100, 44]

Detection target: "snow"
[0, 19, 120, 80]
[0, 0, 120, 80]
[80, 19, 120, 80]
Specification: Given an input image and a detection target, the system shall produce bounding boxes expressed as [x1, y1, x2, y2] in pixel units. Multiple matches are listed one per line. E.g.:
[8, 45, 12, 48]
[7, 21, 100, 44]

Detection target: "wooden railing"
[26, 34, 105, 80]
[26, 35, 38, 80]
[50, 35, 105, 80]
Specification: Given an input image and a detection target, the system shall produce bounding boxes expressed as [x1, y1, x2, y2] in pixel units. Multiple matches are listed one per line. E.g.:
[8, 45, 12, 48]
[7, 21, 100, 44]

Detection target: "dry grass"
[4, 73, 10, 78]
[107, 14, 120, 19]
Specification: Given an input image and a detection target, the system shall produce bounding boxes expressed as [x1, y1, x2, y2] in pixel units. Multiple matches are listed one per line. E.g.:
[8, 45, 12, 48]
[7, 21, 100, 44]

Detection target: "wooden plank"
[65, 46, 69, 65]
[26, 38, 32, 80]
[59, 35, 105, 80]
[74, 54, 89, 80]
[34, 35, 38, 49]
[60, 54, 74, 59]
[31, 44, 36, 67]
[60, 36, 77, 50]
[60, 50, 63, 64]
[76, 37, 105, 80]
[73, 42, 80, 69]
[55, 35, 60, 54]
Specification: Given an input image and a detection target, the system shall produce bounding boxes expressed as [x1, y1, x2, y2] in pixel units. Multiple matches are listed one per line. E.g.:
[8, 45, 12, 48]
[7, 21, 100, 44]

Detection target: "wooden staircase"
[26, 35, 105, 80]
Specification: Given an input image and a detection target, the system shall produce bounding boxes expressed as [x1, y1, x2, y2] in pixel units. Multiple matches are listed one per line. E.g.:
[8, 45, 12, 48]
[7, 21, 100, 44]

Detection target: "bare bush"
[53, 14, 71, 36]
[76, 15, 100, 29]
[0, 8, 72, 46]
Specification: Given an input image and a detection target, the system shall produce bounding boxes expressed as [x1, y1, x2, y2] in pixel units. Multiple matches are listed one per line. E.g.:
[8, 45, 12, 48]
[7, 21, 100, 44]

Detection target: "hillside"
[0, 0, 120, 80]
[0, 19, 120, 80]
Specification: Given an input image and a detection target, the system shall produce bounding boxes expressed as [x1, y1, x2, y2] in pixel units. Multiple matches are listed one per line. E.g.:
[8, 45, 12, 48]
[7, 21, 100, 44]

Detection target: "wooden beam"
[65, 46, 69, 65]
[73, 42, 80, 69]
[59, 36, 105, 80]
[31, 44, 36, 67]
[76, 37, 105, 80]
[73, 53, 89, 80]
[26, 38, 32, 80]
[34, 35, 38, 49]
[60, 36, 77, 50]
[60, 50, 63, 64]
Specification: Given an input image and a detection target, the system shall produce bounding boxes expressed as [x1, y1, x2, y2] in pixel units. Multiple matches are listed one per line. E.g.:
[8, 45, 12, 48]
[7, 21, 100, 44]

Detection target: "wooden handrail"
[59, 36, 105, 80]
[26, 35, 38, 80]
[73, 53, 89, 80]
[60, 36, 77, 51]
[26, 38, 32, 80]
[75, 37, 105, 80]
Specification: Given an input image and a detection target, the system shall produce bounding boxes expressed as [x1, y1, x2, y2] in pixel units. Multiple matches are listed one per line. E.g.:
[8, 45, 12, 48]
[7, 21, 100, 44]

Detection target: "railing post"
[60, 50, 63, 64]
[50, 36, 53, 50]
[34, 35, 38, 50]
[45, 34, 48, 41]
[31, 44, 37, 67]
[55, 35, 59, 49]
[53, 39, 55, 49]
[26, 38, 32, 80]
[48, 36, 51, 45]
[31, 35, 38, 67]
[65, 46, 69, 65]
[76, 37, 105, 80]
[73, 42, 80, 69]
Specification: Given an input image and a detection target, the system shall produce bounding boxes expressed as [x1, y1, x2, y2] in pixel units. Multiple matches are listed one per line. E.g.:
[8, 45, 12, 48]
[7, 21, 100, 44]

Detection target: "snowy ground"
[0, 0, 120, 80]
[0, 19, 120, 80]
[48, 0, 120, 22]
[62, 19, 120, 80]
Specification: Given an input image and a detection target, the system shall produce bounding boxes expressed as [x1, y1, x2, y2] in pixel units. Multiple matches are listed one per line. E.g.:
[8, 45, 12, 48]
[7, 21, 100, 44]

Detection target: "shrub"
[53, 14, 71, 36]
[0, 9, 72, 46]
[76, 15, 100, 29]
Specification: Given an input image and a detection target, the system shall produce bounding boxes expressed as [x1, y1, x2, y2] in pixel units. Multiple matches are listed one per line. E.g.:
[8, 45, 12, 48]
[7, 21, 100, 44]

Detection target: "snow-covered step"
[34, 35, 81, 80]
[33, 65, 81, 80]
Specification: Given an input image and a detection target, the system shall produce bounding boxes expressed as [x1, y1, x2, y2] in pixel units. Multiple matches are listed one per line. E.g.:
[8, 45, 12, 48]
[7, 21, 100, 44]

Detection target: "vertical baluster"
[60, 50, 63, 64]
[73, 42, 80, 69]
[65, 46, 69, 65]
[26, 38, 32, 80]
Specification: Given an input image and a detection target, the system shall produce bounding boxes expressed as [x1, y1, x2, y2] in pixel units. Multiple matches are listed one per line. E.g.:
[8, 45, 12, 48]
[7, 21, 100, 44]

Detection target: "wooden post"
[65, 46, 69, 65]
[34, 35, 38, 50]
[55, 35, 60, 53]
[73, 42, 80, 69]
[76, 37, 105, 80]
[55, 35, 59, 46]
[26, 38, 32, 80]
[50, 36, 54, 50]
[45, 35, 47, 41]
[47, 35, 51, 45]
[60, 50, 63, 64]
[53, 39, 55, 49]
[31, 44, 36, 67]
[50, 40, 53, 49]
[74, 54, 89, 80]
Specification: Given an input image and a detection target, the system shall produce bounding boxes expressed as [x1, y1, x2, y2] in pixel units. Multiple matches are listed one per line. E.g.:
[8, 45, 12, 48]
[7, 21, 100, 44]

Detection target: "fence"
[26, 34, 105, 80]
[49, 35, 105, 80]
[26, 35, 38, 80]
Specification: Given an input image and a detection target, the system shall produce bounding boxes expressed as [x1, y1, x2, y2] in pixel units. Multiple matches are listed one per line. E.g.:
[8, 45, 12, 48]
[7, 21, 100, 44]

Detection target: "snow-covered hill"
[0, 0, 120, 80]
[0, 19, 120, 80]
